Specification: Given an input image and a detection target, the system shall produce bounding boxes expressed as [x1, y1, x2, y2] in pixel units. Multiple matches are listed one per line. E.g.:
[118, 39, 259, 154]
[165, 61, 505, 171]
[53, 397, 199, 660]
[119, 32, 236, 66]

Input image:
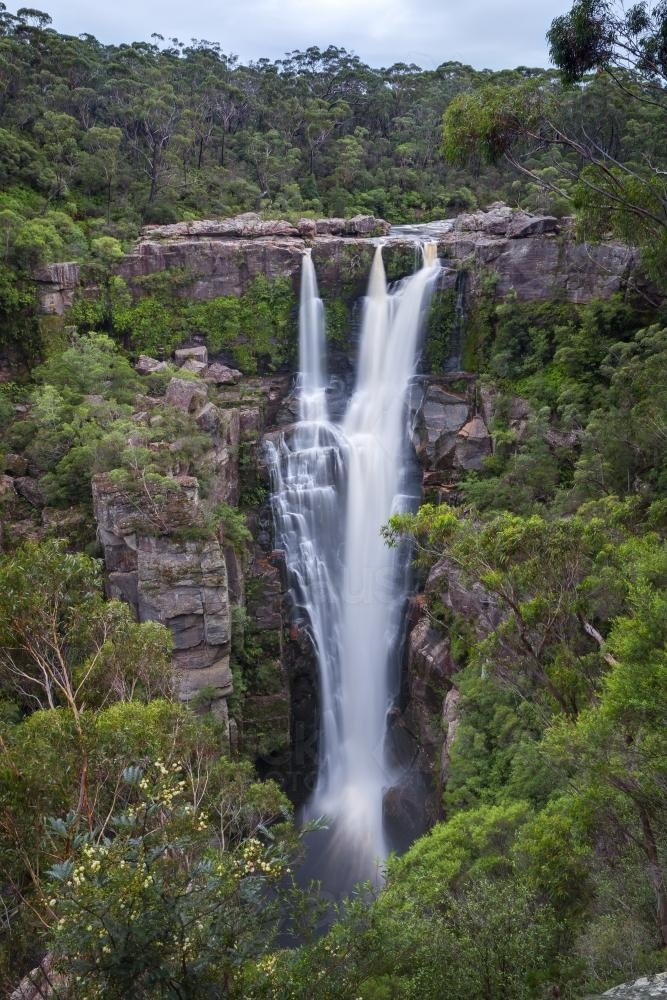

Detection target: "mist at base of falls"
[269, 245, 439, 890]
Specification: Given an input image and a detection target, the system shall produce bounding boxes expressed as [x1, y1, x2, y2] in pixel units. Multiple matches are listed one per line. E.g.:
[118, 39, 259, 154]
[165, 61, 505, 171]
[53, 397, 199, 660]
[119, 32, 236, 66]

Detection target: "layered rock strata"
[35, 206, 646, 316]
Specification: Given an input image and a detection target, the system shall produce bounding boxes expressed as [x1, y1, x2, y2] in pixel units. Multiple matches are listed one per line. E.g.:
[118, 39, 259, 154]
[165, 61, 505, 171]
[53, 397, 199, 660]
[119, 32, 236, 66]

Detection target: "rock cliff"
[35, 206, 647, 317]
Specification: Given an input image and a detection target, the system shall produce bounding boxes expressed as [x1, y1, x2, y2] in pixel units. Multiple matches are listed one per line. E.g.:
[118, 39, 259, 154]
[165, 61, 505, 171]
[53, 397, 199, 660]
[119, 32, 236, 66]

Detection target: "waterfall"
[298, 250, 327, 421]
[269, 244, 439, 883]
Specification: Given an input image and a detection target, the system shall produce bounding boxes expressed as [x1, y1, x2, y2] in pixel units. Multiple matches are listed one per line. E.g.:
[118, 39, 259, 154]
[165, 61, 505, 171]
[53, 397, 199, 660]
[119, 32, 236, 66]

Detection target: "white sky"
[28, 0, 575, 71]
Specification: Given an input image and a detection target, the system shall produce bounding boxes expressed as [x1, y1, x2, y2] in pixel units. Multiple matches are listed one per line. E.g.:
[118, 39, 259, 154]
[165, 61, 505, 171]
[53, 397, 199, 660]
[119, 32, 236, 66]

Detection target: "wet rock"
[400, 616, 457, 772]
[383, 769, 433, 850]
[275, 392, 300, 426]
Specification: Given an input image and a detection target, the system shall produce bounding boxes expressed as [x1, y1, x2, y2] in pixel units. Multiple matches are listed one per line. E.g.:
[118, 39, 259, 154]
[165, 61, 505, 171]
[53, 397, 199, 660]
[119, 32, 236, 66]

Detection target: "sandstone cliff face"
[87, 351, 292, 755]
[410, 380, 492, 475]
[33, 261, 80, 315]
[34, 206, 646, 315]
[92, 471, 235, 725]
[388, 550, 500, 831]
[443, 202, 641, 302]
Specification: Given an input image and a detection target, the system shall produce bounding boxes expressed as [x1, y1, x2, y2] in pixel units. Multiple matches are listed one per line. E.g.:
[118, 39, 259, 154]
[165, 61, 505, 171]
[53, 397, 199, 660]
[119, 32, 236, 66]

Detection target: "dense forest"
[1, 0, 667, 997]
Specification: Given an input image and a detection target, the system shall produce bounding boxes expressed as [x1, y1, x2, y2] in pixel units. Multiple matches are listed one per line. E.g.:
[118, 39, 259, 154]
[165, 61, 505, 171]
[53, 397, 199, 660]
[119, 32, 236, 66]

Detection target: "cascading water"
[268, 252, 345, 799]
[269, 243, 439, 885]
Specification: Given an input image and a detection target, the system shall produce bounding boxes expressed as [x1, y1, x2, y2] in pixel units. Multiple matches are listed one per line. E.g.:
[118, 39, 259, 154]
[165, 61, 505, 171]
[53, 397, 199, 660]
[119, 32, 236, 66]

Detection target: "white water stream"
[270, 244, 439, 881]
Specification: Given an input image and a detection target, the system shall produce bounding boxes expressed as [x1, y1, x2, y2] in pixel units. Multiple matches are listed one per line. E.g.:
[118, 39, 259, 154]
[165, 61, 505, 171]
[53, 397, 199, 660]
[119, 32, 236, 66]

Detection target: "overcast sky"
[31, 0, 574, 71]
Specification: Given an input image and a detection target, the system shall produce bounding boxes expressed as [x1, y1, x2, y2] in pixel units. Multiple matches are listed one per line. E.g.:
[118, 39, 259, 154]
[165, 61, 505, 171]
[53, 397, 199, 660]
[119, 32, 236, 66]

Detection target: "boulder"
[174, 345, 208, 365]
[10, 953, 64, 1000]
[135, 355, 168, 375]
[0, 474, 16, 498]
[591, 973, 667, 999]
[181, 358, 207, 375]
[14, 476, 45, 507]
[508, 213, 559, 238]
[454, 414, 492, 470]
[195, 401, 221, 432]
[415, 384, 470, 464]
[204, 362, 242, 385]
[297, 218, 318, 238]
[314, 215, 390, 237]
[455, 203, 514, 236]
[165, 377, 208, 413]
[346, 213, 391, 236]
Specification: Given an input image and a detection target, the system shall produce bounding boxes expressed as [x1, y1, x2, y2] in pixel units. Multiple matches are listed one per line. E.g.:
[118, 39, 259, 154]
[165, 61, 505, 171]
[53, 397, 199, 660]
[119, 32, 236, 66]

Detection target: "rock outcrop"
[410, 379, 493, 478]
[33, 261, 80, 315]
[588, 974, 667, 999]
[391, 550, 501, 822]
[92, 472, 233, 722]
[86, 356, 293, 750]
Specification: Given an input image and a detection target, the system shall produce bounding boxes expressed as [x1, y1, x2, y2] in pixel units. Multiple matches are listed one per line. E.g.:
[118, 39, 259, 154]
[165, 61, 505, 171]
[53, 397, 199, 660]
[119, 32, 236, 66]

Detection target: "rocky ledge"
[34, 205, 649, 315]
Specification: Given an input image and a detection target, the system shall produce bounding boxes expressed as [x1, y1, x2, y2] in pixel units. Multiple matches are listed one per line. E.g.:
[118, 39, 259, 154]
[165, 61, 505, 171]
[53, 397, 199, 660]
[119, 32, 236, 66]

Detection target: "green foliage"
[443, 82, 552, 167]
[213, 502, 252, 554]
[33, 330, 141, 402]
[46, 764, 289, 999]
[0, 538, 175, 712]
[188, 275, 297, 374]
[423, 287, 457, 372]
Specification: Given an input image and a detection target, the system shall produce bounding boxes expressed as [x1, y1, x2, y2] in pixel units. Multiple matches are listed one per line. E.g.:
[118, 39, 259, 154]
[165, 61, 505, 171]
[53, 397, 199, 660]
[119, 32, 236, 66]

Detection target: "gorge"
[8, 204, 654, 837]
[3, 203, 666, 998]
